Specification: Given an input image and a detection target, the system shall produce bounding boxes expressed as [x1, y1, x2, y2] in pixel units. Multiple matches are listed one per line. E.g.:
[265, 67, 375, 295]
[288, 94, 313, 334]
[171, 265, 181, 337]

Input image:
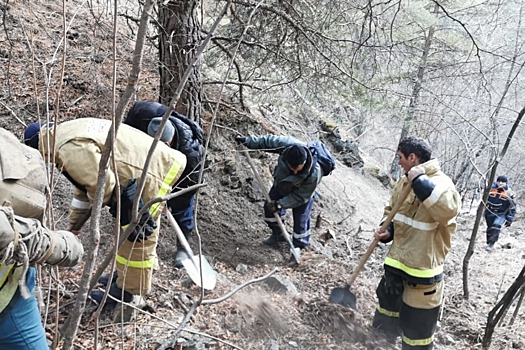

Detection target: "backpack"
[307, 141, 335, 176]
[171, 111, 204, 145]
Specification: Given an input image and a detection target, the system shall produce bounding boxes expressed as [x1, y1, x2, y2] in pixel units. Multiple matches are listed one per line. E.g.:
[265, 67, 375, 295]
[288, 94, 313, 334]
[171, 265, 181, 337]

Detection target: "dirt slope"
[0, 2, 524, 350]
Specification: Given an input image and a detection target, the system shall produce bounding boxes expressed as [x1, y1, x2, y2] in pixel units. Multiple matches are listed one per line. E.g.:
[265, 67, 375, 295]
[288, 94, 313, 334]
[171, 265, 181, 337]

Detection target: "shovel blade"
[329, 286, 357, 310]
[290, 247, 301, 263]
[181, 254, 217, 290]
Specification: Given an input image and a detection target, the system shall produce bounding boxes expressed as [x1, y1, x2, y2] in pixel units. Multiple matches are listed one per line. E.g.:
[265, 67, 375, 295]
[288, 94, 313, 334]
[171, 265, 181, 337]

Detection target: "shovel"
[329, 184, 412, 309]
[165, 210, 217, 290]
[243, 150, 301, 264]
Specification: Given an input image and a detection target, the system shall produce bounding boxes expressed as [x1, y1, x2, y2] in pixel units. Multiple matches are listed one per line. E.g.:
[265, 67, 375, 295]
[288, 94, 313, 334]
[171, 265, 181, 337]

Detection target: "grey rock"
[264, 275, 298, 295]
[235, 263, 248, 274]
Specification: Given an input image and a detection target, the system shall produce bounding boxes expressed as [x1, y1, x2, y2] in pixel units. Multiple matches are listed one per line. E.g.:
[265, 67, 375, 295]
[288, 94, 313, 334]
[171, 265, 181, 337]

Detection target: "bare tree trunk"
[462, 106, 525, 301]
[60, 1, 156, 348]
[158, 0, 202, 121]
[389, 4, 437, 179]
[482, 264, 525, 349]
[509, 286, 525, 326]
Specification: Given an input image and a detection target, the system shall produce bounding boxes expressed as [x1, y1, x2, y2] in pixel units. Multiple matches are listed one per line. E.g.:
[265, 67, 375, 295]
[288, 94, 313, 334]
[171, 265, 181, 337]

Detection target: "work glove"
[383, 271, 404, 296]
[505, 221, 512, 227]
[108, 178, 157, 242]
[234, 135, 247, 145]
[127, 210, 157, 242]
[265, 200, 281, 213]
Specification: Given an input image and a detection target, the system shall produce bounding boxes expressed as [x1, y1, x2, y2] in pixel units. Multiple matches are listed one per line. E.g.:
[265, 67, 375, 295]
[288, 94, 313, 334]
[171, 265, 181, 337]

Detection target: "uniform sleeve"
[276, 170, 321, 208]
[244, 134, 305, 151]
[412, 175, 461, 225]
[69, 188, 91, 225]
[58, 140, 116, 222]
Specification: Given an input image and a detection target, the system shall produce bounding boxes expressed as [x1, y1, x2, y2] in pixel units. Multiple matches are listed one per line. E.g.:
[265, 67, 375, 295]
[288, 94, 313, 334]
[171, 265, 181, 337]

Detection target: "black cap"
[283, 145, 307, 168]
[496, 175, 508, 183]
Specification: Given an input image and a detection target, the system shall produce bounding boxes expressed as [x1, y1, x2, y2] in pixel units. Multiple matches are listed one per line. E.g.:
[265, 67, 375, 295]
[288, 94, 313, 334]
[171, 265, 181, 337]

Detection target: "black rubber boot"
[97, 271, 118, 287]
[90, 281, 133, 306]
[262, 232, 286, 246]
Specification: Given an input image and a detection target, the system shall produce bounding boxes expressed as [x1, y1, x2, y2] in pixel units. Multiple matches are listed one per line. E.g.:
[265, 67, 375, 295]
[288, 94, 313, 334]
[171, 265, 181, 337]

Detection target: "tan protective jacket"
[0, 128, 48, 313]
[383, 159, 461, 284]
[39, 118, 186, 294]
[0, 128, 47, 219]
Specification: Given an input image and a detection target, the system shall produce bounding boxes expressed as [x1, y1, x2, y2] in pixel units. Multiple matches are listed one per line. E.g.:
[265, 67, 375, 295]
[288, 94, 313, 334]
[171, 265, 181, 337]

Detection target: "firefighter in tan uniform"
[24, 118, 186, 304]
[0, 127, 84, 349]
[372, 137, 461, 350]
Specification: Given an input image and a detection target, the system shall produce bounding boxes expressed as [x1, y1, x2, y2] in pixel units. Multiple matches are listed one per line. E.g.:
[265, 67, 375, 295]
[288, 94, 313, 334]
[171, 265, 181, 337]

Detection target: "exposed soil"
[1, 2, 524, 350]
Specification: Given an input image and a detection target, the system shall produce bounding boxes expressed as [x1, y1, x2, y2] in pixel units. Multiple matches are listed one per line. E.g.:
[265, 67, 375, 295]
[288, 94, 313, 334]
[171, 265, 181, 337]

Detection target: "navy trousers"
[264, 186, 314, 248]
[484, 212, 505, 244]
[0, 267, 49, 349]
[169, 193, 195, 238]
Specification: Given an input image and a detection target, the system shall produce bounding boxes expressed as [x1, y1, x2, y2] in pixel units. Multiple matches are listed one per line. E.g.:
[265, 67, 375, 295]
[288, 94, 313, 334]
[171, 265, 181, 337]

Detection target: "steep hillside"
[0, 2, 524, 350]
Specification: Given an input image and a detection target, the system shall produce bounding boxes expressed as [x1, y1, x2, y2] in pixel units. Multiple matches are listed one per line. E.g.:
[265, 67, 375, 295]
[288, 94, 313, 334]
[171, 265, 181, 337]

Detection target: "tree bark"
[389, 3, 437, 180]
[462, 106, 524, 302]
[482, 264, 525, 349]
[159, 0, 203, 121]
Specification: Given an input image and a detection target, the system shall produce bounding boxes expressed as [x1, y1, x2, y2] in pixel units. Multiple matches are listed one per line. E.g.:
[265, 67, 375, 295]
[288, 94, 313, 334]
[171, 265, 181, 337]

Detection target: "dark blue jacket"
[124, 101, 204, 187]
[485, 183, 516, 223]
[243, 134, 323, 209]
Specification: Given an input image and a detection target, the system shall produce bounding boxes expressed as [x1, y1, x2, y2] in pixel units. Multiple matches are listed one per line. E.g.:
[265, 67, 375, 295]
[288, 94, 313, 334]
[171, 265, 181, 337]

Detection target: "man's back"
[39, 118, 187, 210]
[0, 128, 47, 219]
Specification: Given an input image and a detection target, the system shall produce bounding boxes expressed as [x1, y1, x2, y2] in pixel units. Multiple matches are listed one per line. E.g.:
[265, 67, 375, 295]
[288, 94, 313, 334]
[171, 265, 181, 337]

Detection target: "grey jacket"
[244, 134, 323, 208]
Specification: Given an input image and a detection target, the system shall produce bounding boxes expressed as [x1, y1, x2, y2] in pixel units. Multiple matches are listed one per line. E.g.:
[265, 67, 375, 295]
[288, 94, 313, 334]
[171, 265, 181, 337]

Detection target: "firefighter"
[0, 127, 83, 349]
[372, 137, 461, 349]
[484, 175, 516, 252]
[24, 118, 186, 305]
[234, 134, 328, 250]
[124, 100, 204, 268]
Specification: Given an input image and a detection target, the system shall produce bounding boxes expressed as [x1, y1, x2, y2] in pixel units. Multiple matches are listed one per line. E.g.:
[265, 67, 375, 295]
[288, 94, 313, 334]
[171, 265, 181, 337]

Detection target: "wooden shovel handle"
[346, 183, 412, 286]
[242, 150, 300, 261]
[165, 208, 195, 257]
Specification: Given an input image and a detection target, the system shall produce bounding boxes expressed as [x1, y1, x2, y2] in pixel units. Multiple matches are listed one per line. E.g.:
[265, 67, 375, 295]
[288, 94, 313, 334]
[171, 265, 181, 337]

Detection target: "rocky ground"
[1, 1, 524, 349]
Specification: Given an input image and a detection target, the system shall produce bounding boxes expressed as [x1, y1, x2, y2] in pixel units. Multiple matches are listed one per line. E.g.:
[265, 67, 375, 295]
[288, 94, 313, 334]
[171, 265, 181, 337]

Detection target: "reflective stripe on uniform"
[376, 304, 400, 318]
[70, 198, 91, 209]
[293, 230, 310, 239]
[394, 213, 439, 231]
[384, 256, 443, 279]
[0, 265, 23, 314]
[116, 224, 154, 268]
[0, 263, 13, 287]
[115, 254, 155, 269]
[402, 334, 433, 347]
[422, 183, 447, 208]
[150, 162, 184, 218]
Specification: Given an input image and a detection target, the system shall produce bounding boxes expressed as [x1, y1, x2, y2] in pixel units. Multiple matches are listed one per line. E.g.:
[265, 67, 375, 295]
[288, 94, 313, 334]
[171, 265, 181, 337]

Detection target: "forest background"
[0, 0, 525, 349]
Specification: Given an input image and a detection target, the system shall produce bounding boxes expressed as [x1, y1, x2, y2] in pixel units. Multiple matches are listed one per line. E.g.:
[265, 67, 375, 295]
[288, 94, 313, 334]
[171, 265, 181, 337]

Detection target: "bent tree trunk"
[158, 0, 202, 120]
[482, 264, 525, 349]
[462, 106, 525, 300]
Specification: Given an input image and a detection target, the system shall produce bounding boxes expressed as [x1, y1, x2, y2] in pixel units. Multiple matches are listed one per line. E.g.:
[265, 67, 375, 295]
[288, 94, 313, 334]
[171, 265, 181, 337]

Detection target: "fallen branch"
[202, 267, 279, 305]
[88, 290, 242, 350]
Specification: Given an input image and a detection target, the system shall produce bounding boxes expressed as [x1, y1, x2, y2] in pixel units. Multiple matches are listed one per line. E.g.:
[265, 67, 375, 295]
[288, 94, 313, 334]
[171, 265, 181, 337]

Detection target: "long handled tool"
[243, 150, 301, 264]
[165, 210, 217, 290]
[329, 184, 412, 309]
